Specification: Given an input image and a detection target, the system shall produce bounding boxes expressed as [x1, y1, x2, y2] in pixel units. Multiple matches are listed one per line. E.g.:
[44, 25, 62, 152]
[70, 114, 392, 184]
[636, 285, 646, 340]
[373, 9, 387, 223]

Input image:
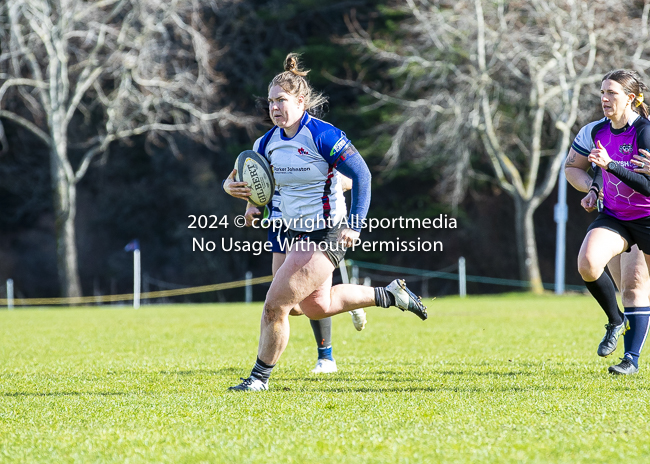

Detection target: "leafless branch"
[0, 78, 48, 104]
[0, 0, 257, 297]
[0, 109, 52, 147]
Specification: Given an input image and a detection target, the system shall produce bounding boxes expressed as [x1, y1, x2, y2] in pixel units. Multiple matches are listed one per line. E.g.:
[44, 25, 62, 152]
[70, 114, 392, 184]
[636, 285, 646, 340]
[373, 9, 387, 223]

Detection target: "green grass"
[1, 294, 649, 463]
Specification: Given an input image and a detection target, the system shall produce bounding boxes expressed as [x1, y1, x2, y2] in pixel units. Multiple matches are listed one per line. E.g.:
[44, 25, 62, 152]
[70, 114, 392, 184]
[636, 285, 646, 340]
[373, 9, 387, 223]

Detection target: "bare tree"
[335, 0, 649, 293]
[0, 0, 255, 297]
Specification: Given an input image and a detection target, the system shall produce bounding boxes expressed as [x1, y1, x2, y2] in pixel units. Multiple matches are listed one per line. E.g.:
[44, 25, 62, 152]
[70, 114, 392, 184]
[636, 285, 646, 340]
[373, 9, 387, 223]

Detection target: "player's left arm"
[334, 144, 371, 234]
[244, 203, 262, 227]
[633, 149, 650, 175]
[316, 129, 370, 238]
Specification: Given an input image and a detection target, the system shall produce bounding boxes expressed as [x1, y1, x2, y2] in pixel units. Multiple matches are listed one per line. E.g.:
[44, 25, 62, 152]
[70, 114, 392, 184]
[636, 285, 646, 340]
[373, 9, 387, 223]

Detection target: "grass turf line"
[1, 294, 649, 463]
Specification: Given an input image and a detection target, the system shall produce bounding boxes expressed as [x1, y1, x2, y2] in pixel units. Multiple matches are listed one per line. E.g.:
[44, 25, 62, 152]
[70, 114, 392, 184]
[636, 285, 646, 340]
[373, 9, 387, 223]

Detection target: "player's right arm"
[222, 169, 252, 200]
[564, 147, 594, 193]
[565, 149, 600, 212]
[565, 119, 605, 192]
[566, 121, 603, 212]
[224, 133, 272, 200]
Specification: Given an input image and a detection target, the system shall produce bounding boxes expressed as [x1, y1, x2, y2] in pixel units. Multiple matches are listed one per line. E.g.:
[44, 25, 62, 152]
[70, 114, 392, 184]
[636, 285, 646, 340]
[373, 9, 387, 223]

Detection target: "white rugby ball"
[235, 150, 274, 207]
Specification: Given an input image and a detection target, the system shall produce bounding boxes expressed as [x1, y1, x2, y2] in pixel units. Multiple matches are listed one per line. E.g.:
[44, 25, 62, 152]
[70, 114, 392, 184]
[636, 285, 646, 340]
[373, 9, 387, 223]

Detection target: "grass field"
[1, 294, 649, 463]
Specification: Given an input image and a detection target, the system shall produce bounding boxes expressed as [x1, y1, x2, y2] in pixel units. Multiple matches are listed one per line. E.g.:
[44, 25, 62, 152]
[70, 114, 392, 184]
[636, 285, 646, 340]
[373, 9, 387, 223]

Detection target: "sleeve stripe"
[571, 141, 590, 157]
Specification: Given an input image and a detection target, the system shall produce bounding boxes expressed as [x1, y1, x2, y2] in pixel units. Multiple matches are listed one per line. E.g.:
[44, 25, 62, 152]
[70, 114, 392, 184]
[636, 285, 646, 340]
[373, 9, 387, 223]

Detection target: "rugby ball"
[235, 150, 274, 207]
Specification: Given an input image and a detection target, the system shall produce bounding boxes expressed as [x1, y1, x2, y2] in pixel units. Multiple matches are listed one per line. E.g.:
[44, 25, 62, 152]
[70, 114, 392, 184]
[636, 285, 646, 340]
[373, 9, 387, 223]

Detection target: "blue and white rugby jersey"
[266, 190, 282, 221]
[253, 112, 350, 232]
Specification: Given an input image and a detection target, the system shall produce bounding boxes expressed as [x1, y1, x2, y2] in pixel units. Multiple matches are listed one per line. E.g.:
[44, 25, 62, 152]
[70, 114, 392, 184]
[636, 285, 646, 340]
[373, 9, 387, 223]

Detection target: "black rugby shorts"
[287, 221, 348, 266]
[587, 213, 650, 254]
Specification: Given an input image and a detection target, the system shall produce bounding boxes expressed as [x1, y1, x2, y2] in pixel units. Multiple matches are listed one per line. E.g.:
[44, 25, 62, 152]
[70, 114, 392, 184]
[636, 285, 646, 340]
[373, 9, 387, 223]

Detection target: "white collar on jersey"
[628, 113, 640, 126]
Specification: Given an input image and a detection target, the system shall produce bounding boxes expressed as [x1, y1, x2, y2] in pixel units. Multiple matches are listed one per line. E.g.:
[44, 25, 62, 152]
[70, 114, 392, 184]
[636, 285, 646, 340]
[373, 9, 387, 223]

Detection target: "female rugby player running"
[228, 53, 427, 391]
[565, 69, 650, 375]
[224, 174, 365, 374]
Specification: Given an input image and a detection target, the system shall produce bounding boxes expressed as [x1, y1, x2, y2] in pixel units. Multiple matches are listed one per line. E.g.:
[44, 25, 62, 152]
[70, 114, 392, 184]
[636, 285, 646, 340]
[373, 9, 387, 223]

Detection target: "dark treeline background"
[0, 0, 602, 302]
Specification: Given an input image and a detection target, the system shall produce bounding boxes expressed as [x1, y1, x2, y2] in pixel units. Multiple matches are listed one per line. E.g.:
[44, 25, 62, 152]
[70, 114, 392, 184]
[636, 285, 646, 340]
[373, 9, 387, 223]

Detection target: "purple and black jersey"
[572, 115, 650, 221]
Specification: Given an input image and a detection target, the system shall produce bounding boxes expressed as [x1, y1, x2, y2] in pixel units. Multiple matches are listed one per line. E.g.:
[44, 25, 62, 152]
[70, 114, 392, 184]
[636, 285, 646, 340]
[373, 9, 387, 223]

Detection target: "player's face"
[600, 79, 634, 120]
[268, 85, 305, 134]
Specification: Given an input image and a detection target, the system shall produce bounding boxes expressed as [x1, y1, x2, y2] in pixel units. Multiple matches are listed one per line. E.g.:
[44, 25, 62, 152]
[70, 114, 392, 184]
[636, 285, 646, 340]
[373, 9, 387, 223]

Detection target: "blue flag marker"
[125, 239, 139, 252]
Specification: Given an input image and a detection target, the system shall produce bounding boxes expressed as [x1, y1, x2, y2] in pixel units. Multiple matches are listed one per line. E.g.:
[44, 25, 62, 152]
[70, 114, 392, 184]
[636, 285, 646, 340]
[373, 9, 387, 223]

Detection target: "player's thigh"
[579, 228, 628, 272]
[266, 246, 335, 310]
[619, 245, 650, 306]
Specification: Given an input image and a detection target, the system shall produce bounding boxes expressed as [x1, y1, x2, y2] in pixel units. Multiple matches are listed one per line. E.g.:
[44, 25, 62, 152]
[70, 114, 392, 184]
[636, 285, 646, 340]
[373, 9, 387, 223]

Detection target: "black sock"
[374, 287, 396, 308]
[250, 357, 275, 383]
[310, 317, 332, 348]
[584, 273, 624, 325]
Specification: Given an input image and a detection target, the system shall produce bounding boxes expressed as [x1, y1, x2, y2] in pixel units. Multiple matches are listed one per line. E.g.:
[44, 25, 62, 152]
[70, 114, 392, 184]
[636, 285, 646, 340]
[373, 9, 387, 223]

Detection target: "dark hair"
[268, 53, 327, 115]
[602, 69, 649, 119]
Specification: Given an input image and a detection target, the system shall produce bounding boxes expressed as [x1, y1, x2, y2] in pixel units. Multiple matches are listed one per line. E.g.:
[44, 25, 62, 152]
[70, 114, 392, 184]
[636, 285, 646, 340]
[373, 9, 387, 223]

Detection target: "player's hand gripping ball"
[234, 150, 275, 207]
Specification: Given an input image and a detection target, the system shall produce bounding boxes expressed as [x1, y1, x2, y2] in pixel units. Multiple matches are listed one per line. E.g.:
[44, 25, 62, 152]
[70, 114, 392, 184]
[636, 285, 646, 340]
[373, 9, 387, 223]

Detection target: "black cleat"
[597, 317, 629, 357]
[385, 279, 428, 320]
[608, 357, 638, 375]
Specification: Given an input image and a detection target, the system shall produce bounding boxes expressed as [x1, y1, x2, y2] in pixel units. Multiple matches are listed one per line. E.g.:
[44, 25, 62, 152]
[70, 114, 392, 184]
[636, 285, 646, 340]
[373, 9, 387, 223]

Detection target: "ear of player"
[235, 150, 275, 207]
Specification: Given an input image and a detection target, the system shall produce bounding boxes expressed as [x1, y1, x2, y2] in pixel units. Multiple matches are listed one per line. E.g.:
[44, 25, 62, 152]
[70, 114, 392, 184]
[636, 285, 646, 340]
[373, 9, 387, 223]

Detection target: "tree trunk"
[514, 197, 544, 294]
[51, 148, 82, 298]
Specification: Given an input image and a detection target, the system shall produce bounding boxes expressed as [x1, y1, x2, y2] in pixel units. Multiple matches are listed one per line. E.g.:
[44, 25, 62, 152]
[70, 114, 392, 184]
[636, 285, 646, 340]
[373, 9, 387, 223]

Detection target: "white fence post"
[133, 249, 141, 309]
[7, 279, 14, 310]
[554, 166, 568, 295]
[245, 271, 253, 303]
[351, 265, 359, 285]
[338, 260, 349, 284]
[459, 257, 466, 298]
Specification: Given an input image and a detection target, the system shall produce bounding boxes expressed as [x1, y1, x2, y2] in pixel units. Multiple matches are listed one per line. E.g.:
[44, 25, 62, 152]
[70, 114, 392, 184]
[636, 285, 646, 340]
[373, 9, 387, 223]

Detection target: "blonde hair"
[269, 53, 327, 114]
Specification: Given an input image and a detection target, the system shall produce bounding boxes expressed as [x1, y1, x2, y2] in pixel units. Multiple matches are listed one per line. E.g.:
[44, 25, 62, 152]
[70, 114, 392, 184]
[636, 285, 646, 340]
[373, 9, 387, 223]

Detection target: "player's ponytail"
[635, 81, 649, 119]
[284, 53, 308, 77]
[269, 53, 327, 115]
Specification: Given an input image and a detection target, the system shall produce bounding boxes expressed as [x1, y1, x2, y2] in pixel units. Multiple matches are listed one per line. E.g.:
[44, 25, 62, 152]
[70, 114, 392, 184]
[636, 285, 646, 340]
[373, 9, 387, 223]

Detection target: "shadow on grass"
[279, 369, 534, 382]
[3, 391, 128, 397]
[159, 367, 242, 376]
[437, 370, 534, 376]
[319, 385, 577, 393]
[372, 369, 535, 377]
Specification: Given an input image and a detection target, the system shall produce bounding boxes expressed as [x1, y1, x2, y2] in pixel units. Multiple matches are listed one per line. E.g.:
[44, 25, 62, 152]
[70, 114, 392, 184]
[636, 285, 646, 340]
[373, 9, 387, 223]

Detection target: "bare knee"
[262, 302, 288, 324]
[620, 283, 650, 306]
[299, 297, 331, 320]
[578, 254, 605, 281]
[621, 288, 643, 304]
